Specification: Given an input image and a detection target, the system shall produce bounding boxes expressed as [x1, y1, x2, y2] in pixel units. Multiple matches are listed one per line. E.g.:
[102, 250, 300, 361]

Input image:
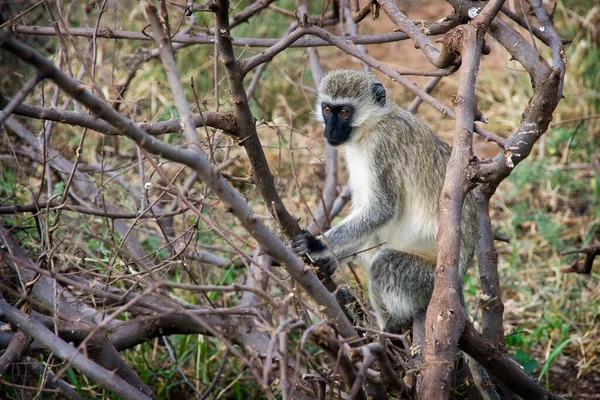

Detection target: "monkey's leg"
[367, 249, 435, 333]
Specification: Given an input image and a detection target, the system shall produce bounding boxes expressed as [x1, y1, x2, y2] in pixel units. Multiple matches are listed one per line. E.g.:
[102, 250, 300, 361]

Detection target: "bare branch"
[459, 322, 565, 400]
[0, 32, 357, 338]
[215, 0, 302, 237]
[309, 323, 366, 400]
[0, 300, 152, 400]
[0, 73, 44, 124]
[421, 1, 505, 397]
[380, 0, 458, 68]
[13, 25, 417, 47]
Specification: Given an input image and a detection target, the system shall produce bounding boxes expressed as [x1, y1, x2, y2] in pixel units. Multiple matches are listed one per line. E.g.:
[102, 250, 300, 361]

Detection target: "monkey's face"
[321, 103, 354, 146]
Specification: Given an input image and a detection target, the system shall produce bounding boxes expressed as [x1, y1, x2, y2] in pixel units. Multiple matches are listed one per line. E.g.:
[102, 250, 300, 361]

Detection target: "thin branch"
[529, 0, 566, 97]
[0, 200, 188, 219]
[407, 75, 444, 114]
[0, 93, 238, 136]
[215, 0, 301, 237]
[500, 6, 552, 46]
[26, 360, 83, 400]
[0, 32, 357, 338]
[230, 0, 277, 26]
[561, 242, 599, 274]
[352, 0, 380, 24]
[380, 0, 457, 68]
[309, 323, 366, 400]
[13, 25, 418, 47]
[0, 73, 45, 125]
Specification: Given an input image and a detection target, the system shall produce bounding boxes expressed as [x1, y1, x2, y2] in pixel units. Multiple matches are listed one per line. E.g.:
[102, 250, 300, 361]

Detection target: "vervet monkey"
[291, 69, 477, 332]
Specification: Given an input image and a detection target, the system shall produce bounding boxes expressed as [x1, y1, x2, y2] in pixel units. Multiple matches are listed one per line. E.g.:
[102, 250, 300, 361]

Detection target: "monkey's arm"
[321, 199, 396, 256]
[291, 181, 397, 262]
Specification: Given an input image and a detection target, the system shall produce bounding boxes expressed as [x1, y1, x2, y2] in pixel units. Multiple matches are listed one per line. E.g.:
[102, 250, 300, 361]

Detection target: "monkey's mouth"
[325, 137, 345, 146]
[324, 129, 350, 146]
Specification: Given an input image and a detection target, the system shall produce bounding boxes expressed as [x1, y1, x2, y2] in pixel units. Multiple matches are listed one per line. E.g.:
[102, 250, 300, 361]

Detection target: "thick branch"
[459, 322, 565, 400]
[474, 186, 505, 348]
[0, 300, 151, 400]
[215, 0, 300, 238]
[421, 1, 505, 397]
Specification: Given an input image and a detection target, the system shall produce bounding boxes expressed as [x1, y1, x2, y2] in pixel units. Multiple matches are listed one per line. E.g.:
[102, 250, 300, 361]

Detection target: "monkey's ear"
[372, 82, 386, 106]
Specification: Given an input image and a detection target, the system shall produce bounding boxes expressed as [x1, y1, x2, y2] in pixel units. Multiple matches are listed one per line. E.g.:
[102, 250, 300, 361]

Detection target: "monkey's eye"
[339, 108, 351, 119]
[323, 106, 332, 115]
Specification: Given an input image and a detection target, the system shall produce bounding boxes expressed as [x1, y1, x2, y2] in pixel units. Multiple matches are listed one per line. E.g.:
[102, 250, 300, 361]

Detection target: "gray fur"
[294, 69, 478, 331]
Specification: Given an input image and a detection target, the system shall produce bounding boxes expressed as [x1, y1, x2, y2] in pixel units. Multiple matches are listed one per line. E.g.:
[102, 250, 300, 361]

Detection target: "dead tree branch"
[0, 32, 357, 339]
[0, 300, 152, 400]
[421, 1, 506, 397]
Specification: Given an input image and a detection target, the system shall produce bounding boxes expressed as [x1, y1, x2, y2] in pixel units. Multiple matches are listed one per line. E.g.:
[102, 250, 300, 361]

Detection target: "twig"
[0, 32, 357, 338]
[309, 323, 366, 400]
[26, 360, 82, 400]
[561, 242, 599, 274]
[0, 329, 31, 375]
[353, 0, 379, 24]
[0, 73, 45, 125]
[198, 348, 230, 400]
[0, 0, 45, 29]
[500, 6, 552, 46]
[407, 75, 444, 114]
[368, 342, 409, 395]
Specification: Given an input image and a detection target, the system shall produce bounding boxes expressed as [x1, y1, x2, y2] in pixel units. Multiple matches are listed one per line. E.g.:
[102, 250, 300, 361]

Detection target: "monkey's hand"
[291, 229, 337, 276]
[290, 229, 327, 258]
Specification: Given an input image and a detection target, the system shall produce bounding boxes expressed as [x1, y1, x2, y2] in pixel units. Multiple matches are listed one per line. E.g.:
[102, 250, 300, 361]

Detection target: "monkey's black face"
[321, 103, 354, 146]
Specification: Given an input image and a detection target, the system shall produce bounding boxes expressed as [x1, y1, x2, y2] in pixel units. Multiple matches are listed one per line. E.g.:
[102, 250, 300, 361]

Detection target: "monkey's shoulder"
[373, 107, 449, 146]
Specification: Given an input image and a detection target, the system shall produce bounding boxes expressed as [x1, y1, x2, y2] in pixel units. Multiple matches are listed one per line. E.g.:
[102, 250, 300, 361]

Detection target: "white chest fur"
[344, 143, 372, 210]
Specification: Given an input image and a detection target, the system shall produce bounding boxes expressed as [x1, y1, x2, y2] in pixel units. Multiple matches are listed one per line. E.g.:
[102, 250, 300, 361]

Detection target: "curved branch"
[459, 322, 565, 400]
[380, 0, 458, 68]
[0, 93, 238, 136]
